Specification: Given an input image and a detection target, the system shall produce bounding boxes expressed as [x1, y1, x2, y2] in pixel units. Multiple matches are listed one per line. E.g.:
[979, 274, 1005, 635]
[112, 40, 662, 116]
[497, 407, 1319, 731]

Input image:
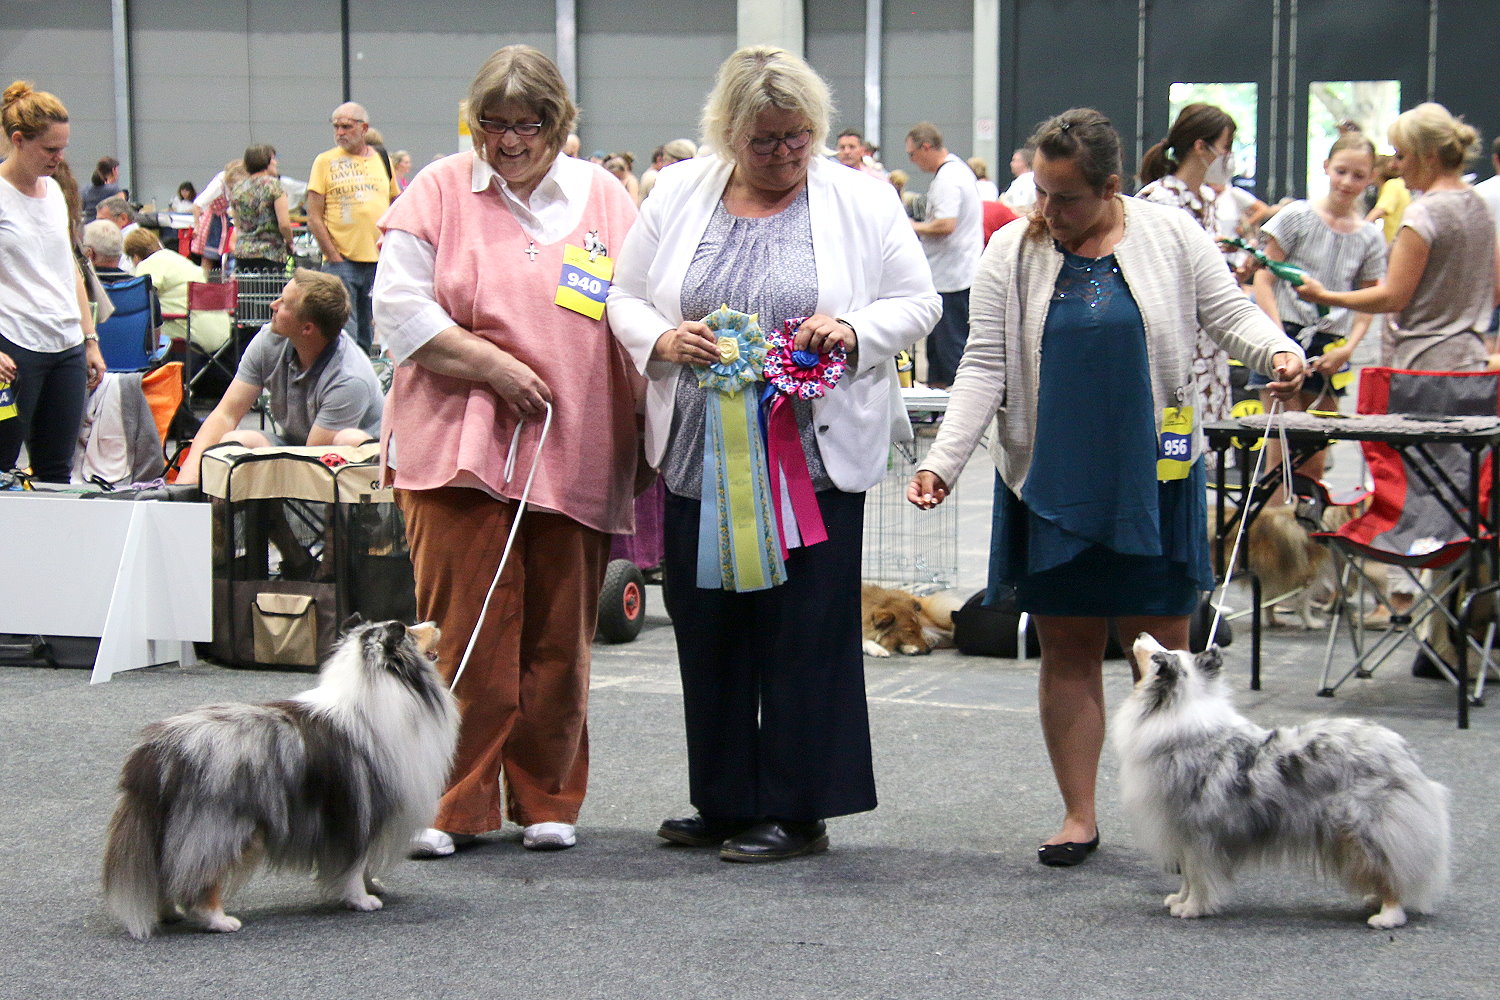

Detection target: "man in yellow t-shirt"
[306, 102, 400, 353]
[1367, 176, 1410, 244]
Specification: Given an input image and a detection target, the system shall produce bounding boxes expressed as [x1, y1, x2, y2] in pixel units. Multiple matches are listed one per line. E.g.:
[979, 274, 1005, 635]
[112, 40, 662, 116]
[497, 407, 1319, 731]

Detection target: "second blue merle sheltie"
[1112, 634, 1450, 928]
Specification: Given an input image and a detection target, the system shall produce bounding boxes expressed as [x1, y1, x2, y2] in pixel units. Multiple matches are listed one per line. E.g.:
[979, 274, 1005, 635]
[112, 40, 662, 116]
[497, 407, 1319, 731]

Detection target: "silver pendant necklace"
[524, 241, 538, 262]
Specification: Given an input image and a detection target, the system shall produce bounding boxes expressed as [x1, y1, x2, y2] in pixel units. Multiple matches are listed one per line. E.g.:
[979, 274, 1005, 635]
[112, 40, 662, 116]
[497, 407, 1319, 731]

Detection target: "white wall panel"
[128, 0, 341, 207]
[806, 0, 866, 150]
[349, 0, 555, 167]
[575, 0, 735, 165]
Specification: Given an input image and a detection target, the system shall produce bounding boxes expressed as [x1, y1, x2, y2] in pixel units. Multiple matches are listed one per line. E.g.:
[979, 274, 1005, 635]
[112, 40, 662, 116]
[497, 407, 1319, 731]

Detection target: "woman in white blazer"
[608, 46, 939, 863]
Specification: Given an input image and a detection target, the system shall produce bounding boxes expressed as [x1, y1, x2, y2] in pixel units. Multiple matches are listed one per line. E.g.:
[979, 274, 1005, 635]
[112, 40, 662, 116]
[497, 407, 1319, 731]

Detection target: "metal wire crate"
[232, 270, 286, 329]
[862, 396, 957, 593]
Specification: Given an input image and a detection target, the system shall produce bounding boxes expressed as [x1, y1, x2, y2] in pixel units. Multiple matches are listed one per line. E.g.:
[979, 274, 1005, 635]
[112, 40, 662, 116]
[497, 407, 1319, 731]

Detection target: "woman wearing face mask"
[1248, 130, 1386, 488]
[1137, 104, 1239, 425]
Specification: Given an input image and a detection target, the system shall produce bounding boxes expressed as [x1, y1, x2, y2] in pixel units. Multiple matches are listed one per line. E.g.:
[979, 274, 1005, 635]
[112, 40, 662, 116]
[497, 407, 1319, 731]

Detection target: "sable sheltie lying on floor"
[1112, 634, 1450, 928]
[1246, 502, 1333, 630]
[860, 585, 963, 657]
[103, 621, 459, 939]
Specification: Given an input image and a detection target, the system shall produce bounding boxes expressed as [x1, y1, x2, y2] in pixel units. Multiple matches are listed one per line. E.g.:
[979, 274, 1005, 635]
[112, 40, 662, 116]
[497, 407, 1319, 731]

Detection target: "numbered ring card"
[1156, 405, 1194, 481]
[555, 244, 614, 320]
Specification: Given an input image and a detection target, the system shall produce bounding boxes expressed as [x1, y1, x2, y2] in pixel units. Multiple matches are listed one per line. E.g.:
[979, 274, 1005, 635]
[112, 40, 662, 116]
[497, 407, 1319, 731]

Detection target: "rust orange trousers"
[398, 486, 610, 833]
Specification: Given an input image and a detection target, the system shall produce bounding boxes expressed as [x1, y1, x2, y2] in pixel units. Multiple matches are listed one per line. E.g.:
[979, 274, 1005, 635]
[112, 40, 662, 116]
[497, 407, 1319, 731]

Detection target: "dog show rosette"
[761, 317, 846, 556]
[695, 305, 785, 592]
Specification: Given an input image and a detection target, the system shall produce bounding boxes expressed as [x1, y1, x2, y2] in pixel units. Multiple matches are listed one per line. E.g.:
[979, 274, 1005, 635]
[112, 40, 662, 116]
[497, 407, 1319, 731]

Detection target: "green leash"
[1221, 236, 1330, 318]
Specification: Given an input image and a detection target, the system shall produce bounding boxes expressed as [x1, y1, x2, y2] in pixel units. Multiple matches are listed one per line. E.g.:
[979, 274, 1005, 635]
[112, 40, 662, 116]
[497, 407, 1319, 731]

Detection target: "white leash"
[1209, 398, 1290, 640]
[447, 401, 554, 693]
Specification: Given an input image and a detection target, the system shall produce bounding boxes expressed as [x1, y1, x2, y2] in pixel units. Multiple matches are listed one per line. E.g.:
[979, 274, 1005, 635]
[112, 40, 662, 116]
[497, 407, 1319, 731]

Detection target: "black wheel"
[31, 637, 59, 669]
[597, 559, 647, 644]
[1228, 397, 1265, 453]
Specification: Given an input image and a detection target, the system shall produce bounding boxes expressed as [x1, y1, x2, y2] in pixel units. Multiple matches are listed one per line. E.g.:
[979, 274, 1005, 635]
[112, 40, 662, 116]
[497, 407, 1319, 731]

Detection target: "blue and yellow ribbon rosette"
[696, 305, 786, 592]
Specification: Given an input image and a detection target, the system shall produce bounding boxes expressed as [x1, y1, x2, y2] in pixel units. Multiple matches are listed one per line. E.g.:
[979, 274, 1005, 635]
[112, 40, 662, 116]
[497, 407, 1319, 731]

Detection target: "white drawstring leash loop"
[1209, 398, 1286, 641]
[448, 401, 554, 693]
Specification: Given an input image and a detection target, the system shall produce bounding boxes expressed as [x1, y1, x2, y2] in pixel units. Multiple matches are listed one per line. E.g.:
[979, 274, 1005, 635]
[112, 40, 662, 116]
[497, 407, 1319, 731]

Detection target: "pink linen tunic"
[380, 153, 640, 534]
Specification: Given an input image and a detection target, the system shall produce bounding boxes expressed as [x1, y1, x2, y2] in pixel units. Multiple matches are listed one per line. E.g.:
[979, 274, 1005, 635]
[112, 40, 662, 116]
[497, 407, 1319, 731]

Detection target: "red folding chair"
[1315, 366, 1500, 724]
[181, 280, 237, 408]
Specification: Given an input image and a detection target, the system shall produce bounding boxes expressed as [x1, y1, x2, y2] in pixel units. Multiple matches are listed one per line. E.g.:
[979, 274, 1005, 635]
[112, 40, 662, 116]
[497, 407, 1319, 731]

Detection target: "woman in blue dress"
[909, 109, 1305, 867]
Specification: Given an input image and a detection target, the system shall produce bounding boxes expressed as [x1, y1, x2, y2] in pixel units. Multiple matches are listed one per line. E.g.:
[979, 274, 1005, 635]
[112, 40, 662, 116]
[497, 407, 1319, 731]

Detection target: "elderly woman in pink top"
[373, 45, 639, 858]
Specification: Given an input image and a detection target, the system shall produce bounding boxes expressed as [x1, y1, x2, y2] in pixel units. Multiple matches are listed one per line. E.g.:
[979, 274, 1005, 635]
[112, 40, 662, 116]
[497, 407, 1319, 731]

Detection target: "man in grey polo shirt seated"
[178, 268, 383, 485]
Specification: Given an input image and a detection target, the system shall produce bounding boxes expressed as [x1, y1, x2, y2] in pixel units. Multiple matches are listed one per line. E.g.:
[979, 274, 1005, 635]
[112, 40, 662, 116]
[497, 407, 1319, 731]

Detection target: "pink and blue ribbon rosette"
[763, 319, 847, 400]
[760, 317, 847, 555]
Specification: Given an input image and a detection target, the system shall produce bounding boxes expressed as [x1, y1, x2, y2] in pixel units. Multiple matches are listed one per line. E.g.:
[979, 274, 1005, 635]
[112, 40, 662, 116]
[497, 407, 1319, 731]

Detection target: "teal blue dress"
[985, 247, 1212, 617]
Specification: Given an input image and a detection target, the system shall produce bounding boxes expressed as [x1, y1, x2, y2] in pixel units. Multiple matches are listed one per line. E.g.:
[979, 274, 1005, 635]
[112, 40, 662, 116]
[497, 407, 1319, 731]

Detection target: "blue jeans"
[0, 333, 88, 483]
[324, 259, 377, 352]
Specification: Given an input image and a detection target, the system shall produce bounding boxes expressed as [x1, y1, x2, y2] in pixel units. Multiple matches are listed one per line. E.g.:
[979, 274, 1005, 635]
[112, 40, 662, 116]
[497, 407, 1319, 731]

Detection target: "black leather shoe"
[719, 819, 828, 862]
[657, 813, 756, 848]
[1038, 830, 1100, 867]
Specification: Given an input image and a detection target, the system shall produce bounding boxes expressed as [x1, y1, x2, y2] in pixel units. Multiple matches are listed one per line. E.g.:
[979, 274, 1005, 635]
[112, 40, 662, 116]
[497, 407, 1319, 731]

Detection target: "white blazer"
[607, 155, 942, 493]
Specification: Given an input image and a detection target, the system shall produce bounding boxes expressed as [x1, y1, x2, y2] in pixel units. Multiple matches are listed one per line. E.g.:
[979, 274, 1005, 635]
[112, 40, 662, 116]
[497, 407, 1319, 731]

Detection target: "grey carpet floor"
[2, 608, 1494, 1000]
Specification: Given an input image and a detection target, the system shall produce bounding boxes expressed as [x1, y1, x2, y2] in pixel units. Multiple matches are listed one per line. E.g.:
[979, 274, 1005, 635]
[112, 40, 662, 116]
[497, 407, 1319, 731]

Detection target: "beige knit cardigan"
[918, 195, 1303, 494]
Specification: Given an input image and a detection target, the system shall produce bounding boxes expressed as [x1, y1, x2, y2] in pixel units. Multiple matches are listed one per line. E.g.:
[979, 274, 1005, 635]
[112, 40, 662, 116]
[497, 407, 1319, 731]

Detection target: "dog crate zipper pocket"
[251, 592, 320, 667]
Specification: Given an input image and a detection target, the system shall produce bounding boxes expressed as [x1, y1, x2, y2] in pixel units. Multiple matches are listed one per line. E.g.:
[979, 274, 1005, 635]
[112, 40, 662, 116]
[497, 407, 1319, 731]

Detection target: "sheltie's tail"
[103, 788, 163, 940]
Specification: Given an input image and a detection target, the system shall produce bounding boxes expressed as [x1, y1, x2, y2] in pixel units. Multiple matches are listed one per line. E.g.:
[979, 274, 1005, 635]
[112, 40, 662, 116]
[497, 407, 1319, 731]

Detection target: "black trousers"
[662, 488, 877, 822]
[925, 288, 971, 387]
[0, 335, 87, 483]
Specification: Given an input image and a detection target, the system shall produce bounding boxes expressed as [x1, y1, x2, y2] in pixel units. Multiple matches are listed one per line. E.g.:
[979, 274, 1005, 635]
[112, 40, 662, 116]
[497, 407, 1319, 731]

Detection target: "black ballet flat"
[1037, 830, 1100, 867]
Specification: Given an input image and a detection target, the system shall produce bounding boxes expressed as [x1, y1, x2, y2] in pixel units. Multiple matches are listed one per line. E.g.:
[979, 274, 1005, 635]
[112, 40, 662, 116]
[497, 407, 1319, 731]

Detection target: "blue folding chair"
[96, 275, 167, 371]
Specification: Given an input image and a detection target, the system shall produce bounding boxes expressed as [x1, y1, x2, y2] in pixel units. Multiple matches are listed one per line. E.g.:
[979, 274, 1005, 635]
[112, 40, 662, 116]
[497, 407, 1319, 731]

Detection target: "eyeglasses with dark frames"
[746, 129, 813, 156]
[478, 119, 544, 137]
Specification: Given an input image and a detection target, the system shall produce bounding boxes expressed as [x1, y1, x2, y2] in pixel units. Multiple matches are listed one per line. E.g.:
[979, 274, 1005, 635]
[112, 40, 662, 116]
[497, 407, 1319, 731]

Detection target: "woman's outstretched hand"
[907, 470, 949, 510]
[1265, 351, 1306, 401]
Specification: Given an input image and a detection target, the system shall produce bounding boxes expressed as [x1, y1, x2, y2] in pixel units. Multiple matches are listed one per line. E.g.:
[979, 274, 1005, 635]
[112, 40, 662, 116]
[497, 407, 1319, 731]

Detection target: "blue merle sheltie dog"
[103, 621, 458, 939]
[1112, 634, 1450, 928]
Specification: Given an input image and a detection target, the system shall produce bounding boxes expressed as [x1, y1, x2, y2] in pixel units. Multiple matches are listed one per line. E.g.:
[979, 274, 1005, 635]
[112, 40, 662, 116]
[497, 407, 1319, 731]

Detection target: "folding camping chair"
[96, 275, 167, 371]
[1316, 367, 1500, 722]
[230, 269, 289, 431]
[181, 280, 236, 408]
[140, 361, 199, 479]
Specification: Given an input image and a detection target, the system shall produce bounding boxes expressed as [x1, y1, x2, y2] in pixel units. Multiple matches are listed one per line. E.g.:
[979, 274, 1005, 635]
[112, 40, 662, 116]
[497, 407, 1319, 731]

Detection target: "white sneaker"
[410, 828, 477, 858]
[522, 822, 577, 851]
[410, 828, 454, 857]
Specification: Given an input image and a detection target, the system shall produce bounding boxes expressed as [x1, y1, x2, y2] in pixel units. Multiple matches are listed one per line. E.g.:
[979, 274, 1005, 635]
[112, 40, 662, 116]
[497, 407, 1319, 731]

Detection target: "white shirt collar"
[471, 150, 592, 200]
[469, 151, 593, 244]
